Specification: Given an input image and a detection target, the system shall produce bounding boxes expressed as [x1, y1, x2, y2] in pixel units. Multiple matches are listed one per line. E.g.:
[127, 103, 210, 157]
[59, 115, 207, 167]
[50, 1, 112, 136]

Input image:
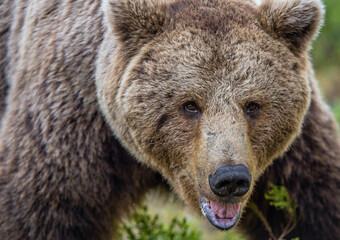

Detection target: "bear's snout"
[209, 164, 251, 198]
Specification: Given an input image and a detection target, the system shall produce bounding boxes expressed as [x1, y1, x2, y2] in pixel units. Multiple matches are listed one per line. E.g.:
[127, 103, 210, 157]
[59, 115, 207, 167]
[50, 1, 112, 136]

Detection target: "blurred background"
[119, 0, 340, 239]
[313, 0, 340, 121]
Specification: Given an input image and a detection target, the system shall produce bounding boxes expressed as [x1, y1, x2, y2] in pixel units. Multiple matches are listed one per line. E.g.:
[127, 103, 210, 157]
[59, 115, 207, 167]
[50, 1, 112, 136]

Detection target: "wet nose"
[209, 164, 251, 197]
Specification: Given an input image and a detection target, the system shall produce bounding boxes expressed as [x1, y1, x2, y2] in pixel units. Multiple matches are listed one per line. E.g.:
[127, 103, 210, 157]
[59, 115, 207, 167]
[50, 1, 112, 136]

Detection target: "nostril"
[236, 180, 249, 189]
[233, 179, 250, 197]
[209, 164, 251, 197]
[215, 180, 231, 189]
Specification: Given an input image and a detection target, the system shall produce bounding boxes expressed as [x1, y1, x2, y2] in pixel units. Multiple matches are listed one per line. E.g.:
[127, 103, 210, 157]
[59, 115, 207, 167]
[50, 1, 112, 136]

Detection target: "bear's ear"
[257, 0, 324, 56]
[104, 0, 168, 50]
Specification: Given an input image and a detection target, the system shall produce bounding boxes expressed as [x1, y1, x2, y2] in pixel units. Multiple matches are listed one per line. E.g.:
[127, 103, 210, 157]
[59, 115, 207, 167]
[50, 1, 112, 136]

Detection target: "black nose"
[209, 164, 251, 197]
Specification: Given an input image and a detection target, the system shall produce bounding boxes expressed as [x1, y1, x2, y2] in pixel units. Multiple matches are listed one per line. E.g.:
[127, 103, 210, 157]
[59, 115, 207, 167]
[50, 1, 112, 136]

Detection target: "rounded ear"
[103, 0, 168, 50]
[257, 0, 324, 56]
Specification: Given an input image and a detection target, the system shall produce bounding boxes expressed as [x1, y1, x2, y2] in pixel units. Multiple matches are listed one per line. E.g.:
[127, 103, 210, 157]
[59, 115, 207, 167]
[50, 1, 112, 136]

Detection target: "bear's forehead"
[168, 0, 257, 34]
[158, 1, 296, 69]
[138, 0, 300, 96]
[151, 28, 296, 83]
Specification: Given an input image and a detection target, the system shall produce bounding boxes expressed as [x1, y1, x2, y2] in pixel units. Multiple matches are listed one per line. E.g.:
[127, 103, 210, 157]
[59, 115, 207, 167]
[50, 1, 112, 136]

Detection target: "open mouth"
[199, 196, 241, 230]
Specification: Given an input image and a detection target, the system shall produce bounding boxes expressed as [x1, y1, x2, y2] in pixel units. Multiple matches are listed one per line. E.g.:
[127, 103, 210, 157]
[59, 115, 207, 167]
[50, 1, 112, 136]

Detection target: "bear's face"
[97, 0, 323, 230]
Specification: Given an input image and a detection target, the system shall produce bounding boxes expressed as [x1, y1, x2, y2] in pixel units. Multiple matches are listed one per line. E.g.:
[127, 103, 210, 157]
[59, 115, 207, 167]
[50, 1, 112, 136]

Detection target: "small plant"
[248, 184, 299, 240]
[118, 206, 201, 240]
[265, 184, 297, 218]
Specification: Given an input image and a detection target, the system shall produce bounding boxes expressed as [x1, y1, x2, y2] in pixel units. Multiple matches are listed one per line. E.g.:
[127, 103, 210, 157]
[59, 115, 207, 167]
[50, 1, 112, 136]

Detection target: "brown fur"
[0, 1, 162, 240]
[1, 0, 339, 240]
[0, 0, 12, 120]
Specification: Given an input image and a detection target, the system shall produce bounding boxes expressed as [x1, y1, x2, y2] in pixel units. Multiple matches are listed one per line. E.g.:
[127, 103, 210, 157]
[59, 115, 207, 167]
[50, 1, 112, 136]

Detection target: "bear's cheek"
[128, 112, 201, 177]
[138, 119, 205, 208]
[248, 101, 309, 171]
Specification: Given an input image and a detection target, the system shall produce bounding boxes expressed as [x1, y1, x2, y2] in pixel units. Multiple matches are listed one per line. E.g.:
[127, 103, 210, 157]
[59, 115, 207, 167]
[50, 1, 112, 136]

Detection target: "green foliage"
[265, 184, 297, 218]
[118, 206, 201, 240]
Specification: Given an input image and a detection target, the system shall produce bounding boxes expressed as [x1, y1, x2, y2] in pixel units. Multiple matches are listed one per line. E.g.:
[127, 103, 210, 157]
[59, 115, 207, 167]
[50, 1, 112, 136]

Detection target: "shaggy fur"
[0, 0, 339, 240]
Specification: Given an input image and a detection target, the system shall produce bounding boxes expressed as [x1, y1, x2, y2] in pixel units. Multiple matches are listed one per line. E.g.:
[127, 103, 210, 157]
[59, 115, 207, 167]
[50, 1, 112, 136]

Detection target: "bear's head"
[96, 0, 323, 230]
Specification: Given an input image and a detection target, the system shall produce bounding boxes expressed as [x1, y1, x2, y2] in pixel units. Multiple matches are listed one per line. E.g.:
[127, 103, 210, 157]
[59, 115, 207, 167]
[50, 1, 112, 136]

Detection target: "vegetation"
[118, 206, 201, 240]
[312, 0, 340, 70]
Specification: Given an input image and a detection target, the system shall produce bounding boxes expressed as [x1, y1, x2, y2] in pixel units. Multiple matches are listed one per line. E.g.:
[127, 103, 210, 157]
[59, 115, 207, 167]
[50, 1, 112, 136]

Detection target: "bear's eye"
[245, 102, 260, 114]
[183, 101, 201, 117]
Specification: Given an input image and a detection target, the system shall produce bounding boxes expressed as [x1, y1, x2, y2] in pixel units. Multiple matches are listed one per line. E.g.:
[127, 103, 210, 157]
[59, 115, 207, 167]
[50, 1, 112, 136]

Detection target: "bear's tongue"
[210, 201, 240, 219]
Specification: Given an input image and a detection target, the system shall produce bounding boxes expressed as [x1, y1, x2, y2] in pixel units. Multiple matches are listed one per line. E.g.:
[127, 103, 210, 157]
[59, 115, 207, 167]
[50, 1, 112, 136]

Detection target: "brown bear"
[0, 0, 339, 239]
